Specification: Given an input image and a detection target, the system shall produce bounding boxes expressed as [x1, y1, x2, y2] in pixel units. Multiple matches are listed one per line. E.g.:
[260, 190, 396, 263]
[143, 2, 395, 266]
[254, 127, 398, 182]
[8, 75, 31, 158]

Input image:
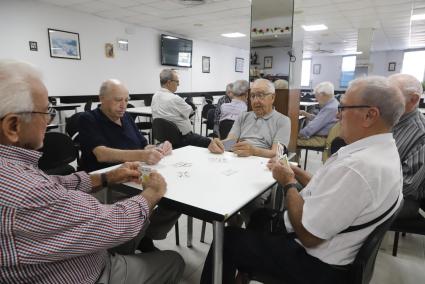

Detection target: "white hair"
[274, 79, 288, 89]
[0, 60, 39, 122]
[348, 76, 405, 127]
[253, 78, 275, 94]
[99, 79, 122, 97]
[232, 80, 249, 97]
[159, 69, 176, 86]
[225, 83, 233, 94]
[314, 81, 334, 98]
[388, 73, 423, 107]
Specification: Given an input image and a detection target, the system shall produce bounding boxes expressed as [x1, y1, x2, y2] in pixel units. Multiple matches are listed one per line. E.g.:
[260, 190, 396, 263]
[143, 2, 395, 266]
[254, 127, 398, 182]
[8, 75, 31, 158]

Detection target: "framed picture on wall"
[48, 28, 81, 60]
[202, 56, 210, 73]
[235, 57, 244, 72]
[264, 56, 273, 69]
[313, 64, 321, 75]
[388, 62, 396, 72]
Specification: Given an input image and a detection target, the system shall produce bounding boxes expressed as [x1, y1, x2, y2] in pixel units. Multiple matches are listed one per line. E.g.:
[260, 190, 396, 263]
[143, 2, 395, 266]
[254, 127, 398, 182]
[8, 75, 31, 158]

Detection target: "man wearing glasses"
[0, 60, 184, 284]
[151, 68, 211, 147]
[201, 76, 404, 284]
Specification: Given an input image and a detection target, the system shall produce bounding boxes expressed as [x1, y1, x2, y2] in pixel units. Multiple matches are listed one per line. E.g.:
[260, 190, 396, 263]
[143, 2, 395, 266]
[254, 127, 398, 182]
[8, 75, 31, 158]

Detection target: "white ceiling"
[35, 0, 425, 55]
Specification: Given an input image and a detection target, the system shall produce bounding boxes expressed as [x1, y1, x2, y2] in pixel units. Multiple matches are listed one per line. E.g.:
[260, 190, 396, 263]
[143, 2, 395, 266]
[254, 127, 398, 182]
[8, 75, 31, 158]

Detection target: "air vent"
[180, 0, 206, 5]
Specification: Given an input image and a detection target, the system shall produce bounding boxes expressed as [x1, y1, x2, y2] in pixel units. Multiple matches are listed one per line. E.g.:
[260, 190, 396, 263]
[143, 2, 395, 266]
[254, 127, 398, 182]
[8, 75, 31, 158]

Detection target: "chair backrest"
[65, 112, 83, 139]
[185, 97, 197, 111]
[126, 103, 138, 121]
[152, 118, 183, 148]
[84, 100, 92, 112]
[38, 132, 78, 170]
[205, 95, 214, 104]
[202, 103, 216, 119]
[206, 108, 216, 129]
[322, 122, 341, 161]
[219, 119, 234, 139]
[349, 199, 404, 284]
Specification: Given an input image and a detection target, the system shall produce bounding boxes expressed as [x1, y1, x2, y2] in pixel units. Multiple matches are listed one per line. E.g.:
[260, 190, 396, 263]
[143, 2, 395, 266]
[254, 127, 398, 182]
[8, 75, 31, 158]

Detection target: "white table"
[94, 146, 276, 283]
[126, 106, 152, 117]
[420, 108, 425, 114]
[300, 101, 319, 111]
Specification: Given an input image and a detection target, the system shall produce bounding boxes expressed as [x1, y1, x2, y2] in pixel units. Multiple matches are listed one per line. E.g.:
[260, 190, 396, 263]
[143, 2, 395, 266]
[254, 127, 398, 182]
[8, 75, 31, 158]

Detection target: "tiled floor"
[153, 150, 425, 284]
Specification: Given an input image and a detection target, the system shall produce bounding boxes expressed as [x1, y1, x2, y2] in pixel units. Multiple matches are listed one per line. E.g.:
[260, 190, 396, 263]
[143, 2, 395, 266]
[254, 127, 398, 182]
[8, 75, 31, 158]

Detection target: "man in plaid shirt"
[0, 60, 184, 284]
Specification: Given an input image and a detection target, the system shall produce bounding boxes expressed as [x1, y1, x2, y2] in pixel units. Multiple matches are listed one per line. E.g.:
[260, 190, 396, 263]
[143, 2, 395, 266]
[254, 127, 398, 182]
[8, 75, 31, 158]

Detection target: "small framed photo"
[264, 56, 273, 69]
[313, 64, 321, 75]
[105, 43, 114, 58]
[235, 57, 244, 72]
[48, 28, 81, 60]
[29, 41, 38, 51]
[202, 56, 210, 73]
[388, 62, 396, 72]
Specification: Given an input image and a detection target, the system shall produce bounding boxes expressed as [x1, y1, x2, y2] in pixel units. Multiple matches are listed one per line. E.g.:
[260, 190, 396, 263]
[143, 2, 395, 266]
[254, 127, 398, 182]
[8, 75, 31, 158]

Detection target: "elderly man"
[389, 73, 425, 218]
[297, 81, 339, 148]
[219, 80, 248, 122]
[200, 76, 404, 284]
[0, 60, 184, 284]
[151, 69, 211, 147]
[79, 79, 180, 252]
[213, 82, 233, 135]
[209, 78, 291, 158]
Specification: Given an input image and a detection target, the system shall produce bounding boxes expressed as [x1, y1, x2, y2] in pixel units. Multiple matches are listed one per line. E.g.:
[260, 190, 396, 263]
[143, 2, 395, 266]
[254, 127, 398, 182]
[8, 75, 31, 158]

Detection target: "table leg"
[212, 221, 224, 284]
[187, 216, 193, 248]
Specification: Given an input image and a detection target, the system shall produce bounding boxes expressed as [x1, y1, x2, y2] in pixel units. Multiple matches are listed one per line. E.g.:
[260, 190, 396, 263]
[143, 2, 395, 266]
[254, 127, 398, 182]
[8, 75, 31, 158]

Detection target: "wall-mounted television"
[161, 34, 193, 68]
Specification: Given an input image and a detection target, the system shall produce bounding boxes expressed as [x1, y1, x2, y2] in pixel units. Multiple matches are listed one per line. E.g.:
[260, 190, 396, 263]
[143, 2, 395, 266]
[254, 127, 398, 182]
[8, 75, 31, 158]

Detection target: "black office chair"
[244, 200, 403, 284]
[65, 112, 83, 170]
[84, 100, 93, 111]
[127, 103, 152, 142]
[219, 119, 235, 139]
[200, 104, 216, 135]
[38, 132, 78, 175]
[390, 211, 425, 256]
[152, 118, 183, 149]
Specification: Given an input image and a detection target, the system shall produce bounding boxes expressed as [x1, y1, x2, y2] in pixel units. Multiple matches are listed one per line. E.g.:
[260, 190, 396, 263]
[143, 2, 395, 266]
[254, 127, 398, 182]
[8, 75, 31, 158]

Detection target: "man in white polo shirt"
[200, 76, 404, 284]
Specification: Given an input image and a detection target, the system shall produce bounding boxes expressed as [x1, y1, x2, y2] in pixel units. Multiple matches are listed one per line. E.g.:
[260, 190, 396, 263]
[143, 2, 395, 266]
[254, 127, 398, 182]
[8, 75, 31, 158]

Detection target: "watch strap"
[282, 183, 297, 196]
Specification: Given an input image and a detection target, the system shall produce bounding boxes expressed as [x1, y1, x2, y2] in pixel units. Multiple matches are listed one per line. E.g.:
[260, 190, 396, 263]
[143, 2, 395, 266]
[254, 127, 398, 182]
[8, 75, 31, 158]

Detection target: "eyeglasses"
[337, 105, 372, 113]
[250, 93, 273, 100]
[2, 107, 57, 124]
[171, 79, 179, 84]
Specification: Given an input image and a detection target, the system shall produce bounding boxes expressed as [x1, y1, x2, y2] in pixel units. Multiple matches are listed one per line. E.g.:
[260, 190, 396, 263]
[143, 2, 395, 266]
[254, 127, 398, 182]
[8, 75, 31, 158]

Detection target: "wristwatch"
[100, 173, 108, 188]
[282, 183, 297, 197]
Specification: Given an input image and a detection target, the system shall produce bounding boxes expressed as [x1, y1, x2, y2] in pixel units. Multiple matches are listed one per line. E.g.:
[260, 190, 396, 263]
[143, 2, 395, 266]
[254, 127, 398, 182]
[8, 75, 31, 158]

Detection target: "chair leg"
[200, 221, 207, 243]
[392, 231, 399, 256]
[175, 221, 180, 246]
[303, 149, 309, 170]
[200, 122, 203, 136]
[187, 216, 193, 248]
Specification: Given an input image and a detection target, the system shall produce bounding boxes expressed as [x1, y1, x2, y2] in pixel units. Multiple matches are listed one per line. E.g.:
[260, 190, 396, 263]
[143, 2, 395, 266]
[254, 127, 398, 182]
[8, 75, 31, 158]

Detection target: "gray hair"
[314, 81, 334, 98]
[388, 73, 423, 107]
[0, 60, 38, 122]
[159, 69, 176, 86]
[225, 83, 233, 94]
[253, 78, 275, 94]
[274, 79, 288, 89]
[99, 79, 122, 97]
[348, 76, 405, 127]
[232, 80, 249, 97]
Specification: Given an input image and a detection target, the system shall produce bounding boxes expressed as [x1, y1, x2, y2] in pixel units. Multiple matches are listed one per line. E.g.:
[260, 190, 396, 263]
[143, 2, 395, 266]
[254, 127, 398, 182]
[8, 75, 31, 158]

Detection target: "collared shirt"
[151, 88, 193, 135]
[0, 144, 150, 284]
[393, 109, 425, 200]
[214, 94, 232, 133]
[229, 110, 291, 148]
[219, 99, 247, 122]
[299, 98, 339, 138]
[284, 133, 403, 265]
[79, 107, 148, 172]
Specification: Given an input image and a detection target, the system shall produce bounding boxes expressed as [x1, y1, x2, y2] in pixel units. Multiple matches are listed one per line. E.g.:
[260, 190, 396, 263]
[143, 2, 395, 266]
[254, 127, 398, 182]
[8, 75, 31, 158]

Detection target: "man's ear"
[363, 107, 379, 127]
[0, 115, 21, 144]
[410, 93, 420, 106]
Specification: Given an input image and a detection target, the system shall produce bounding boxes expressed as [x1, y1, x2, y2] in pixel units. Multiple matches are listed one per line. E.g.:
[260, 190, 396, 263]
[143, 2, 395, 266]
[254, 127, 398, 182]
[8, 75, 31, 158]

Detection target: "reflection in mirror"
[250, 0, 294, 84]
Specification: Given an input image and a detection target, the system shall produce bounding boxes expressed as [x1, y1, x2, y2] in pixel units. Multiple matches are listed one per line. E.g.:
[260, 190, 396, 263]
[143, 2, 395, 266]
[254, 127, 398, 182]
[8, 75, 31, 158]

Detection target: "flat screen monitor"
[161, 34, 192, 68]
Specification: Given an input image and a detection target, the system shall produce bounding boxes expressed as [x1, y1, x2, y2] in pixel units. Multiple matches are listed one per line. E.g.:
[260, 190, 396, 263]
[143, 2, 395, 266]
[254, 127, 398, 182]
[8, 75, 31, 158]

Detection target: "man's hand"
[208, 138, 224, 154]
[158, 141, 173, 156]
[267, 158, 297, 185]
[233, 141, 255, 157]
[107, 162, 141, 184]
[143, 149, 163, 165]
[141, 171, 167, 206]
[299, 110, 309, 117]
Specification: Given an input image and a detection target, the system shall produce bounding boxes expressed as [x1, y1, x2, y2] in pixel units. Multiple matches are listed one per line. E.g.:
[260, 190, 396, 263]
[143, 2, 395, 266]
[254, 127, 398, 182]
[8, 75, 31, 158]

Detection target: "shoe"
[138, 237, 160, 252]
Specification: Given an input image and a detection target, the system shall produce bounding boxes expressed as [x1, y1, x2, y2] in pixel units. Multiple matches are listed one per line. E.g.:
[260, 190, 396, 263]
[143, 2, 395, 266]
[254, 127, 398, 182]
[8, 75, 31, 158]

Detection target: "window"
[340, 56, 356, 88]
[301, 59, 311, 87]
[402, 50, 425, 82]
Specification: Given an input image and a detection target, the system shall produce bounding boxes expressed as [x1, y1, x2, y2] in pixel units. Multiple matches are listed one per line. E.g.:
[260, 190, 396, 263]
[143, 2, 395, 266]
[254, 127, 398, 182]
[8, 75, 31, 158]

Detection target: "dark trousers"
[397, 198, 420, 219]
[200, 227, 350, 284]
[181, 132, 211, 148]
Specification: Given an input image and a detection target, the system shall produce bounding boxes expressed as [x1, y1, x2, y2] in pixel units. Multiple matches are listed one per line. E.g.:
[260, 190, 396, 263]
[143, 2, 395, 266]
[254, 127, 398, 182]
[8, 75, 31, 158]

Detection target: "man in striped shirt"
[389, 73, 425, 218]
[0, 60, 184, 284]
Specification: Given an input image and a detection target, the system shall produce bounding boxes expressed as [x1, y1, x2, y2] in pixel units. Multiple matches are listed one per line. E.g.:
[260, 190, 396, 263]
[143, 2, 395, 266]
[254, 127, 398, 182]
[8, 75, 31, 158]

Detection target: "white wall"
[308, 50, 405, 89]
[0, 0, 249, 96]
[251, 47, 291, 75]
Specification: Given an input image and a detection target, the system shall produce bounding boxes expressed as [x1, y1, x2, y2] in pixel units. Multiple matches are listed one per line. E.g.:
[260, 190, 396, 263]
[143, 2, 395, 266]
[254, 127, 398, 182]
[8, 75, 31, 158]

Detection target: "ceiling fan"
[305, 42, 334, 54]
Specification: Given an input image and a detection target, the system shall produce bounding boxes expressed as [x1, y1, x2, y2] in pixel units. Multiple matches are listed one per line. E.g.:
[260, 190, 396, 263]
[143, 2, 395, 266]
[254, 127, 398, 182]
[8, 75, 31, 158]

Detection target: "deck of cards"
[138, 165, 152, 182]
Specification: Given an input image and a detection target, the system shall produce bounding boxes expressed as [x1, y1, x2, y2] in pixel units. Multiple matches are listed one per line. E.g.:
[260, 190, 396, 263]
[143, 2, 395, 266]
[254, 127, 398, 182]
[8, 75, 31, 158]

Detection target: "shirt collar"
[254, 109, 275, 120]
[160, 87, 174, 94]
[336, 133, 394, 159]
[398, 109, 418, 124]
[96, 107, 124, 126]
[0, 144, 42, 166]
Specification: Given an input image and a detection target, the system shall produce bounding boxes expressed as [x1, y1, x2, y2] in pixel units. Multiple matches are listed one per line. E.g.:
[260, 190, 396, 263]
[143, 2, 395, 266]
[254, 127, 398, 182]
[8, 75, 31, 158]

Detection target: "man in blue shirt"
[297, 81, 339, 149]
[79, 79, 178, 252]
